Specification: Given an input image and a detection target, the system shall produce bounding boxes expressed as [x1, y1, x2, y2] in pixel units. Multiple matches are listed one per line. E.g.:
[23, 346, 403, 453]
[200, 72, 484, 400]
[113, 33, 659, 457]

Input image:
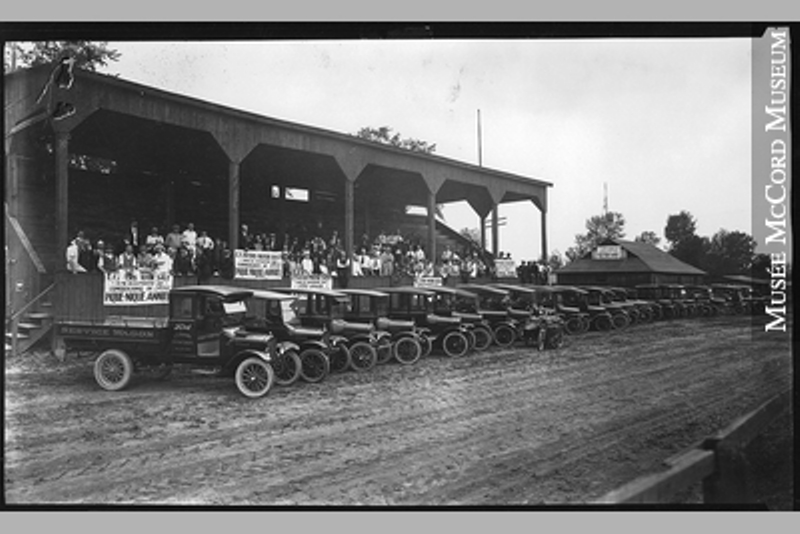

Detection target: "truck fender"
[227, 349, 272, 372]
[277, 341, 300, 355]
[347, 333, 374, 345]
[328, 335, 349, 348]
[373, 331, 392, 344]
[300, 339, 329, 353]
[392, 330, 419, 342]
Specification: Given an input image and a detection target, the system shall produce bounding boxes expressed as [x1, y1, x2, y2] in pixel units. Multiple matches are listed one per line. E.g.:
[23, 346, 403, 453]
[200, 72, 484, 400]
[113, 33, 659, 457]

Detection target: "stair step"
[16, 322, 39, 331]
[26, 312, 52, 320]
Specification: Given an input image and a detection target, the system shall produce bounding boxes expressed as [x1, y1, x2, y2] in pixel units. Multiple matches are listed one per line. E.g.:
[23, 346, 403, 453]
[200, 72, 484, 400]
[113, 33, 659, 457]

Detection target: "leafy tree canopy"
[5, 41, 121, 73]
[354, 126, 437, 154]
[565, 211, 626, 262]
[634, 230, 661, 248]
[664, 210, 697, 248]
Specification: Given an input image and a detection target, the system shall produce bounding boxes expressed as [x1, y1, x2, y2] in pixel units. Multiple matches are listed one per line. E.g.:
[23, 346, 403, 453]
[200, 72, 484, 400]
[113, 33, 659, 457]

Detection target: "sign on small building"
[592, 245, 626, 260]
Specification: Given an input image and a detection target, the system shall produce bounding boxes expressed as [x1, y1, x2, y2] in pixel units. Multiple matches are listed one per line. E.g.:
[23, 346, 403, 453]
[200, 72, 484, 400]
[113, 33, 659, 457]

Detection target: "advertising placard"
[234, 250, 283, 280]
[103, 271, 173, 306]
[495, 259, 517, 278]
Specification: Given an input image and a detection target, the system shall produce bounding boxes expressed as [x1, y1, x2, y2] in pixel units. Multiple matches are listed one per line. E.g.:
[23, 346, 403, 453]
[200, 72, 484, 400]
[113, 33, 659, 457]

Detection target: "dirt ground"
[4, 314, 793, 506]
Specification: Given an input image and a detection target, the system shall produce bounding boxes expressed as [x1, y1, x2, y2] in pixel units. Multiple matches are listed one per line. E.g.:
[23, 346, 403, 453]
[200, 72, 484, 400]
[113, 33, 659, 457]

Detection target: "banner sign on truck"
[103, 271, 173, 306]
[234, 250, 283, 280]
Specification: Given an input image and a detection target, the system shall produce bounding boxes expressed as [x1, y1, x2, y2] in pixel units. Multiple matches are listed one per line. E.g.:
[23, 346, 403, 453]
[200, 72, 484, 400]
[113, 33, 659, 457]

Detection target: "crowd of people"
[65, 220, 547, 285]
[65, 220, 236, 279]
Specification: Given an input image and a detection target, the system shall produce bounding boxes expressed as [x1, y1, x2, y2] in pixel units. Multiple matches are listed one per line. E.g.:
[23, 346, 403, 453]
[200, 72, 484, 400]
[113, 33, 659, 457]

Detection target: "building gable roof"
[557, 238, 706, 275]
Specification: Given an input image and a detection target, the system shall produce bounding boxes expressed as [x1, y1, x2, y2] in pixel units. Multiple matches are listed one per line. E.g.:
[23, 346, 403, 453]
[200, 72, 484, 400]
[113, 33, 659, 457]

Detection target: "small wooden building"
[556, 238, 707, 287]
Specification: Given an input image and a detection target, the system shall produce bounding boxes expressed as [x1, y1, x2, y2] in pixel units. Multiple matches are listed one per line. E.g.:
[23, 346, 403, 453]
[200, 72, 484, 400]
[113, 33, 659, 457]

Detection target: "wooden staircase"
[5, 285, 55, 357]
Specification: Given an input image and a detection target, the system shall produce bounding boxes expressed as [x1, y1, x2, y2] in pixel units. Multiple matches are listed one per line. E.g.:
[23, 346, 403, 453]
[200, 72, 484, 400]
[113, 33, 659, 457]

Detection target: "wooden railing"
[50, 272, 510, 322]
[5, 205, 48, 320]
[595, 389, 792, 505]
[7, 283, 55, 358]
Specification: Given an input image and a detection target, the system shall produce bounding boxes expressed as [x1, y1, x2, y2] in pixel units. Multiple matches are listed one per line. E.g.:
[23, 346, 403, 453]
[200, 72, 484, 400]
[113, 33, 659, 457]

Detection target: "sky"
[93, 38, 752, 260]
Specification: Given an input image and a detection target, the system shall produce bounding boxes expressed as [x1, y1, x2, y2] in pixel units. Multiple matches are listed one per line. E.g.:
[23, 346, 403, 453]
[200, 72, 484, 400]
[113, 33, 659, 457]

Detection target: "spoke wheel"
[547, 330, 564, 349]
[299, 348, 329, 383]
[492, 324, 516, 348]
[611, 313, 629, 329]
[375, 337, 393, 365]
[328, 344, 352, 374]
[349, 341, 377, 372]
[463, 329, 476, 352]
[418, 335, 433, 358]
[442, 331, 469, 357]
[471, 326, 493, 351]
[273, 350, 302, 386]
[393, 337, 422, 365]
[94, 349, 134, 391]
[234, 357, 275, 398]
[564, 317, 583, 335]
[594, 315, 612, 332]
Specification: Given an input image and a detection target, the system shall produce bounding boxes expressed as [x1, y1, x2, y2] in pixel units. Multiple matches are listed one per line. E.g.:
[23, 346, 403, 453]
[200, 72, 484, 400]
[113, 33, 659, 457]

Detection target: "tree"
[751, 253, 771, 280]
[547, 250, 564, 271]
[564, 211, 626, 262]
[634, 230, 661, 248]
[5, 41, 121, 73]
[664, 211, 697, 249]
[705, 229, 757, 276]
[354, 126, 437, 154]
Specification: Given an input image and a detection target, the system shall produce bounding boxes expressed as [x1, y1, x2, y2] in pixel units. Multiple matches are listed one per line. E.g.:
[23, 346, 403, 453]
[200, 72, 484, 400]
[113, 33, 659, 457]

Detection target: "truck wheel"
[375, 337, 393, 365]
[611, 314, 629, 329]
[594, 315, 612, 331]
[94, 349, 134, 391]
[393, 337, 422, 365]
[471, 326, 493, 351]
[492, 324, 516, 348]
[328, 344, 352, 374]
[273, 350, 302, 386]
[349, 341, 377, 372]
[419, 335, 433, 358]
[442, 331, 469, 357]
[563, 317, 583, 335]
[547, 330, 564, 349]
[235, 357, 275, 398]
[299, 348, 329, 383]
[463, 329, 476, 352]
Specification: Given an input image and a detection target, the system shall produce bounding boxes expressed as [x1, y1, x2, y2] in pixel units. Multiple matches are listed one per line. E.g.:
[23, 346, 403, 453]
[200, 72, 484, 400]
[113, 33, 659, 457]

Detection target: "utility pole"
[477, 109, 483, 167]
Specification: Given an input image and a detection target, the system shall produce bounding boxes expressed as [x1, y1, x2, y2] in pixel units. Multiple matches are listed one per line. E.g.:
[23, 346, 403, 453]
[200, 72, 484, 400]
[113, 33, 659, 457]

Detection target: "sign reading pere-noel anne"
[103, 271, 174, 306]
[234, 250, 283, 280]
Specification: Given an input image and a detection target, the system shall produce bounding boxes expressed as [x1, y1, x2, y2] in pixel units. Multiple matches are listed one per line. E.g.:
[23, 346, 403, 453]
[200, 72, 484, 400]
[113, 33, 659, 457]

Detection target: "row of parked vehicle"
[528, 283, 767, 335]
[56, 283, 567, 398]
[55, 281, 762, 399]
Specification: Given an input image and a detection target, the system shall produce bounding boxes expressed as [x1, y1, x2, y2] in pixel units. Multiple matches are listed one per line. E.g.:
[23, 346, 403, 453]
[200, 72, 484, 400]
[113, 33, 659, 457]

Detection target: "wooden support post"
[702, 441, 750, 504]
[55, 131, 70, 269]
[491, 205, 499, 257]
[427, 190, 437, 262]
[541, 209, 548, 262]
[228, 160, 240, 250]
[480, 215, 486, 251]
[344, 178, 354, 260]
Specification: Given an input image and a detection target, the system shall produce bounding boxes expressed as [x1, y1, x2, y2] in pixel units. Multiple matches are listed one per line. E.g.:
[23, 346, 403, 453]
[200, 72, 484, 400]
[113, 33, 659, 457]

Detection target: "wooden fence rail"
[595, 389, 792, 505]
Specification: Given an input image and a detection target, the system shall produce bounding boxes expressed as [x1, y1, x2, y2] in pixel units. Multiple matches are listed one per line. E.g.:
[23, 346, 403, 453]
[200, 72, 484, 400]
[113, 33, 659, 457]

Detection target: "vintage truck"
[55, 285, 281, 398]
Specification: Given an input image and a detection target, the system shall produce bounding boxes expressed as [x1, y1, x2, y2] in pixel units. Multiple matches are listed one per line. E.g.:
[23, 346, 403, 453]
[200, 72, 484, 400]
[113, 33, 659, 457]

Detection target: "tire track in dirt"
[4, 316, 791, 504]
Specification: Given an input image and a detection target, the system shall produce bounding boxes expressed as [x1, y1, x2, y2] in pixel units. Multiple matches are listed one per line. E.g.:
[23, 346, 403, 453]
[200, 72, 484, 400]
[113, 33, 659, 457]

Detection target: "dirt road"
[4, 315, 792, 505]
